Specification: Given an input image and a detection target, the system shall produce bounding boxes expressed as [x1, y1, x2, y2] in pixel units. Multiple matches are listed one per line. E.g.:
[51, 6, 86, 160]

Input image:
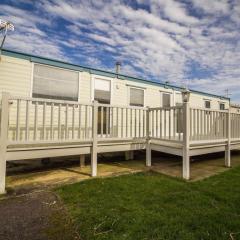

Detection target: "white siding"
[0, 55, 32, 97]
[0, 55, 230, 109]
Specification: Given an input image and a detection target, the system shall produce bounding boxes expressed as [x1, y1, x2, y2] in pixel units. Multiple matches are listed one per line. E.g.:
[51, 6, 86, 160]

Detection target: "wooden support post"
[225, 107, 231, 167]
[0, 92, 10, 194]
[130, 151, 134, 159]
[125, 151, 133, 160]
[91, 101, 98, 177]
[182, 101, 190, 180]
[80, 155, 85, 168]
[146, 107, 151, 167]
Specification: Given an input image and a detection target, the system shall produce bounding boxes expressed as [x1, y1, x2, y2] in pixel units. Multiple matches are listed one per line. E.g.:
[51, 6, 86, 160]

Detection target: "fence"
[0, 93, 239, 145]
[149, 106, 183, 142]
[5, 95, 148, 144]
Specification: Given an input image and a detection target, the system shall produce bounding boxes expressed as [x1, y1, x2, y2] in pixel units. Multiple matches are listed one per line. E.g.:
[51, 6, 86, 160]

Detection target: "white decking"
[0, 92, 240, 193]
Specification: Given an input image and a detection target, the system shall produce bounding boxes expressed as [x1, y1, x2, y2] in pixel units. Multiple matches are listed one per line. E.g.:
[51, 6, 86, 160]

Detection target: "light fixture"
[182, 87, 191, 102]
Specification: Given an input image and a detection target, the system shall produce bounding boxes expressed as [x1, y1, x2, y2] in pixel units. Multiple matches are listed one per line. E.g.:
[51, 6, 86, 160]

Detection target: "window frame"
[128, 86, 145, 107]
[31, 63, 80, 102]
[91, 75, 112, 105]
[161, 91, 171, 108]
[204, 100, 211, 109]
[219, 102, 225, 110]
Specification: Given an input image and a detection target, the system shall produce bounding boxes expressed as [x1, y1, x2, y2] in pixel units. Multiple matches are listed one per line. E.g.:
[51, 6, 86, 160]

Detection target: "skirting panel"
[150, 143, 183, 156]
[6, 146, 92, 161]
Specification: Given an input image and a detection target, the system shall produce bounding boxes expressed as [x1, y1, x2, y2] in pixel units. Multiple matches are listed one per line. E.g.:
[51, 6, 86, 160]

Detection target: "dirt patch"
[0, 191, 79, 240]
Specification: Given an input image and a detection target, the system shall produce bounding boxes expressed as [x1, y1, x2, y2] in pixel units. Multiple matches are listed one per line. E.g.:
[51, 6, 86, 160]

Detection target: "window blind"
[32, 64, 79, 101]
[130, 88, 144, 107]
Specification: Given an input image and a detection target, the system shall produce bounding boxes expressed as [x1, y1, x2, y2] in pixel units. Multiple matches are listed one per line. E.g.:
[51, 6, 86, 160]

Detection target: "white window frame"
[160, 91, 172, 107]
[30, 63, 81, 102]
[204, 99, 211, 109]
[128, 86, 145, 107]
[174, 91, 182, 106]
[91, 74, 113, 105]
[219, 102, 225, 110]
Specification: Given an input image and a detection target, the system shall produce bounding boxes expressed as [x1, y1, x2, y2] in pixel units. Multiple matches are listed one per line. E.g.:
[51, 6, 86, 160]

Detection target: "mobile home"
[0, 49, 239, 194]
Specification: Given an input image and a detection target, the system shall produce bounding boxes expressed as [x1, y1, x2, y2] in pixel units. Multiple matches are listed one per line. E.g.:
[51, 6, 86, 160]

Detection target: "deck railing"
[4, 94, 148, 143]
[97, 104, 147, 139]
[0, 93, 239, 146]
[8, 96, 93, 143]
[231, 113, 240, 139]
[149, 106, 183, 142]
[189, 108, 228, 141]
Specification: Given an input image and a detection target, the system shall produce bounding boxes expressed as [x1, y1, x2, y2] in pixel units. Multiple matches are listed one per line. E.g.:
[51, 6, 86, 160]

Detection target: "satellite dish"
[0, 19, 15, 60]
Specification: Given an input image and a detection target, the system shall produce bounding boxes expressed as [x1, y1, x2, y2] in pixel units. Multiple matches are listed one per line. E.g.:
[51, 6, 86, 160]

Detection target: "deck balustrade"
[0, 92, 240, 193]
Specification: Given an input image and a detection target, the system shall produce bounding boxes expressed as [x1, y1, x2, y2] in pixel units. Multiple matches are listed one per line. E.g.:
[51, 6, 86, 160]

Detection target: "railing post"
[146, 107, 151, 167]
[225, 106, 231, 167]
[0, 92, 10, 194]
[182, 101, 190, 180]
[91, 100, 98, 177]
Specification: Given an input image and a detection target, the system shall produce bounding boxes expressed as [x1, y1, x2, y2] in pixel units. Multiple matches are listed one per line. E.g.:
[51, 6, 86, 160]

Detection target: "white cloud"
[190, 0, 230, 15]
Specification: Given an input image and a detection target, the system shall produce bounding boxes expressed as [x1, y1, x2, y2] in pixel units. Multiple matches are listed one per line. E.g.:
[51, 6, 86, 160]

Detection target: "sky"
[0, 0, 240, 102]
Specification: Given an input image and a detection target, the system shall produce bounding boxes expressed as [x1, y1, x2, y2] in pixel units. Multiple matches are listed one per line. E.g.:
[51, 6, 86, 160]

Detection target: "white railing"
[0, 93, 239, 146]
[189, 108, 228, 141]
[8, 96, 93, 143]
[5, 94, 148, 143]
[149, 106, 183, 142]
[231, 113, 240, 140]
[97, 104, 147, 139]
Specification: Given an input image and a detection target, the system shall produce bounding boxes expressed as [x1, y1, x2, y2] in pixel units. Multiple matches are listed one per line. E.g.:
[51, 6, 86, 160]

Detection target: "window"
[162, 93, 171, 107]
[176, 103, 183, 133]
[129, 88, 144, 107]
[205, 100, 211, 109]
[94, 78, 111, 104]
[32, 64, 79, 101]
[175, 93, 182, 106]
[219, 103, 225, 110]
[94, 78, 111, 135]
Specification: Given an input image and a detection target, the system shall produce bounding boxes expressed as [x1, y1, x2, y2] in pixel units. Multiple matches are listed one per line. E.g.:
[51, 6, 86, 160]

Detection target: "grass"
[55, 168, 240, 240]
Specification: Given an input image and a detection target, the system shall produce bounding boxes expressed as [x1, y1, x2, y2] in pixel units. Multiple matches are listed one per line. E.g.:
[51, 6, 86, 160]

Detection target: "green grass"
[56, 168, 240, 240]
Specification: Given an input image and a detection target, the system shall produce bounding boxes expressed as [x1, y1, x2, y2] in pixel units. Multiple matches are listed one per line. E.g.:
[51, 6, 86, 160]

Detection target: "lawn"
[56, 168, 240, 240]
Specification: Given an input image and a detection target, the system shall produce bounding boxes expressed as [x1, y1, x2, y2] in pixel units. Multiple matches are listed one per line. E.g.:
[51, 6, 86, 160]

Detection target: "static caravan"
[0, 49, 229, 109]
[1, 49, 238, 194]
[0, 49, 230, 141]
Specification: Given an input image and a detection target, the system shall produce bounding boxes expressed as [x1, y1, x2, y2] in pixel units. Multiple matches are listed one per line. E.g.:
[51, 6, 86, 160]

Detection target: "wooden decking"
[1, 92, 240, 193]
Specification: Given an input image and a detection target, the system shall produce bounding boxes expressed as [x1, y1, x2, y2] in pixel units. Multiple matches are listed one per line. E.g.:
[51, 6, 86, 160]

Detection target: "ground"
[56, 169, 240, 240]
[1, 152, 240, 239]
[6, 151, 240, 193]
[0, 191, 79, 240]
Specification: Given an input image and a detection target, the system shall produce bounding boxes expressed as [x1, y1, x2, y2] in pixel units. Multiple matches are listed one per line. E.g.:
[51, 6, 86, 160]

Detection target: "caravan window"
[129, 87, 144, 107]
[94, 79, 111, 104]
[162, 93, 171, 107]
[32, 64, 79, 101]
[205, 100, 211, 109]
[219, 103, 225, 110]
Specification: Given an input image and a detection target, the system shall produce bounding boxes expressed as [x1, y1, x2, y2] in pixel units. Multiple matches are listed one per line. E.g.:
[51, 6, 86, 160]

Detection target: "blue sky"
[0, 0, 240, 102]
